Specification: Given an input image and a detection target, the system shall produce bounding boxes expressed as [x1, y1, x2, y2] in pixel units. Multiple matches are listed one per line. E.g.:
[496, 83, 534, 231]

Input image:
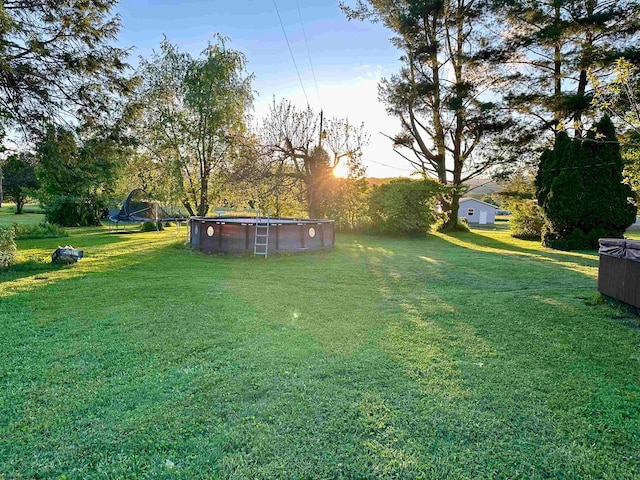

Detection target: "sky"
[115, 0, 414, 178]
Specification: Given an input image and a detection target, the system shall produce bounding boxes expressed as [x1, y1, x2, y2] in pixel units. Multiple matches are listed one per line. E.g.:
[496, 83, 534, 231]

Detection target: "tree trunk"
[574, 67, 588, 137]
[306, 176, 318, 218]
[198, 173, 209, 216]
[183, 201, 195, 217]
[441, 10, 465, 232]
[449, 194, 460, 228]
[15, 196, 24, 214]
[553, 4, 562, 126]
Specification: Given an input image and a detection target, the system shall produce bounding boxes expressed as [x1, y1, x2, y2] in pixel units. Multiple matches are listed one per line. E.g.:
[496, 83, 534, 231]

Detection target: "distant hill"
[463, 178, 501, 195]
[366, 177, 405, 187]
[366, 176, 502, 195]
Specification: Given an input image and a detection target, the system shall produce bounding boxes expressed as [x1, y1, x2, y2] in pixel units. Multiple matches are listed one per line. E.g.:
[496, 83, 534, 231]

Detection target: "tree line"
[1, 0, 639, 245]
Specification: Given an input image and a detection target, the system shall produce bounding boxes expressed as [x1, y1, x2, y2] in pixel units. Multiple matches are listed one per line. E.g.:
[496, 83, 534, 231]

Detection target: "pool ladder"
[253, 211, 270, 258]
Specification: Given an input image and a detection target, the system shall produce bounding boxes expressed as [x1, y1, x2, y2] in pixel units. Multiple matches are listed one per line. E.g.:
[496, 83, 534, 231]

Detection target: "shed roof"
[459, 198, 498, 209]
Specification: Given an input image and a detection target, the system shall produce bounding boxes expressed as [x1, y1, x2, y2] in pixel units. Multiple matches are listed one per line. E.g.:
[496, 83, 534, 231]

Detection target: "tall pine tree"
[341, 0, 516, 230]
[490, 0, 640, 138]
[0, 1, 134, 136]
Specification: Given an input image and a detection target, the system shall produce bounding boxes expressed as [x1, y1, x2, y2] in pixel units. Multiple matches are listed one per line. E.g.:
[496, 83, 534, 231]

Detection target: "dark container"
[598, 238, 640, 308]
[189, 217, 335, 255]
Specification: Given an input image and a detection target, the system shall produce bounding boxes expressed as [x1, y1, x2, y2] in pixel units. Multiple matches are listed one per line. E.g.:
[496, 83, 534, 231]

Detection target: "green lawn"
[0, 202, 45, 227]
[1, 226, 640, 478]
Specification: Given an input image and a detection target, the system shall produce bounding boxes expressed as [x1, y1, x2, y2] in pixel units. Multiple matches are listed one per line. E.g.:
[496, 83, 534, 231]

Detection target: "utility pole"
[318, 109, 323, 148]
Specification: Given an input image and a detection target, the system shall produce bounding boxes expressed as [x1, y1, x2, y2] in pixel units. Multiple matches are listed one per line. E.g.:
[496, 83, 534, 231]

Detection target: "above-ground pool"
[189, 217, 335, 255]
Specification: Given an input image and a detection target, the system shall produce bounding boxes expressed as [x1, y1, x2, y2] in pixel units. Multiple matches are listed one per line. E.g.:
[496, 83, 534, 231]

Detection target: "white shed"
[458, 198, 498, 225]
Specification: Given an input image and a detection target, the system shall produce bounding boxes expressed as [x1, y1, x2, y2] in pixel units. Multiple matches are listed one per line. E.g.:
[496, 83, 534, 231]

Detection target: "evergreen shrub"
[536, 116, 636, 250]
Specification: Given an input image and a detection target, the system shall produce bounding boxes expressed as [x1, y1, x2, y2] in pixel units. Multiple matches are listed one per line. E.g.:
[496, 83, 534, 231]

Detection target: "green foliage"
[0, 227, 16, 268]
[0, 0, 134, 135]
[368, 179, 439, 235]
[36, 125, 125, 226]
[325, 176, 370, 232]
[133, 37, 253, 216]
[536, 117, 637, 250]
[1, 154, 40, 214]
[510, 201, 544, 240]
[591, 59, 640, 194]
[259, 100, 369, 218]
[321, 157, 370, 231]
[499, 171, 544, 240]
[623, 144, 640, 196]
[591, 59, 640, 139]
[44, 195, 106, 227]
[492, 0, 640, 134]
[11, 222, 67, 240]
[140, 221, 164, 232]
[3, 255, 53, 273]
[341, 0, 516, 230]
[481, 195, 497, 206]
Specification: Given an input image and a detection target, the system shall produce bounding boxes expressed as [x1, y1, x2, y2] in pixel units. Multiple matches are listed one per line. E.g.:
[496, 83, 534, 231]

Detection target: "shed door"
[479, 210, 488, 225]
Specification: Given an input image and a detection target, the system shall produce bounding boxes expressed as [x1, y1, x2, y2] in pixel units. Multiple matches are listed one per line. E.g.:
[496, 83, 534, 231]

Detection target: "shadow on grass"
[4, 232, 640, 478]
[0, 258, 73, 283]
[345, 230, 598, 301]
[438, 230, 599, 268]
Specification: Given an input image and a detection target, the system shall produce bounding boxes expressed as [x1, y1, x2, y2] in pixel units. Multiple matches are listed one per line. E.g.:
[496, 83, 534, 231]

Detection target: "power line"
[272, 0, 309, 105]
[295, 0, 320, 103]
[538, 160, 624, 173]
[367, 158, 414, 173]
[465, 179, 499, 194]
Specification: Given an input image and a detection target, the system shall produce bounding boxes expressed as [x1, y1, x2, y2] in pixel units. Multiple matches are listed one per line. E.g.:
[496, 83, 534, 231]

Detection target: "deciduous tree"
[368, 178, 441, 235]
[1, 153, 39, 214]
[36, 125, 127, 226]
[260, 99, 368, 218]
[131, 37, 253, 216]
[591, 58, 640, 194]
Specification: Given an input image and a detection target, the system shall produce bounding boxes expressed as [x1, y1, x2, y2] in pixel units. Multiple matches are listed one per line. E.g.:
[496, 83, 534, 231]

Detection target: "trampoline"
[190, 216, 335, 255]
[109, 189, 187, 231]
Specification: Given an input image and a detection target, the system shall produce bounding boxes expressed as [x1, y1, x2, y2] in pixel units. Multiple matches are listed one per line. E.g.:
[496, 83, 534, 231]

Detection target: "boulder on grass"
[52, 246, 84, 264]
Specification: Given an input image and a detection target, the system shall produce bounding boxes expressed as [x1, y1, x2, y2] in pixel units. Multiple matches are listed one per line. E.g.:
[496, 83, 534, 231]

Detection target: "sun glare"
[333, 162, 350, 178]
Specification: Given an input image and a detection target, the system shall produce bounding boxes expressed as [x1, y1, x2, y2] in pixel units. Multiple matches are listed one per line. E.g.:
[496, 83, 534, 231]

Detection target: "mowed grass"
[1, 225, 640, 478]
[0, 203, 45, 227]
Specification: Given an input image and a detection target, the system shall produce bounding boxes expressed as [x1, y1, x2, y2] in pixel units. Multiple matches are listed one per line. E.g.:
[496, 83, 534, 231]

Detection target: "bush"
[368, 179, 439, 235]
[0, 228, 17, 268]
[12, 222, 68, 239]
[141, 221, 164, 232]
[44, 195, 106, 227]
[510, 200, 544, 240]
